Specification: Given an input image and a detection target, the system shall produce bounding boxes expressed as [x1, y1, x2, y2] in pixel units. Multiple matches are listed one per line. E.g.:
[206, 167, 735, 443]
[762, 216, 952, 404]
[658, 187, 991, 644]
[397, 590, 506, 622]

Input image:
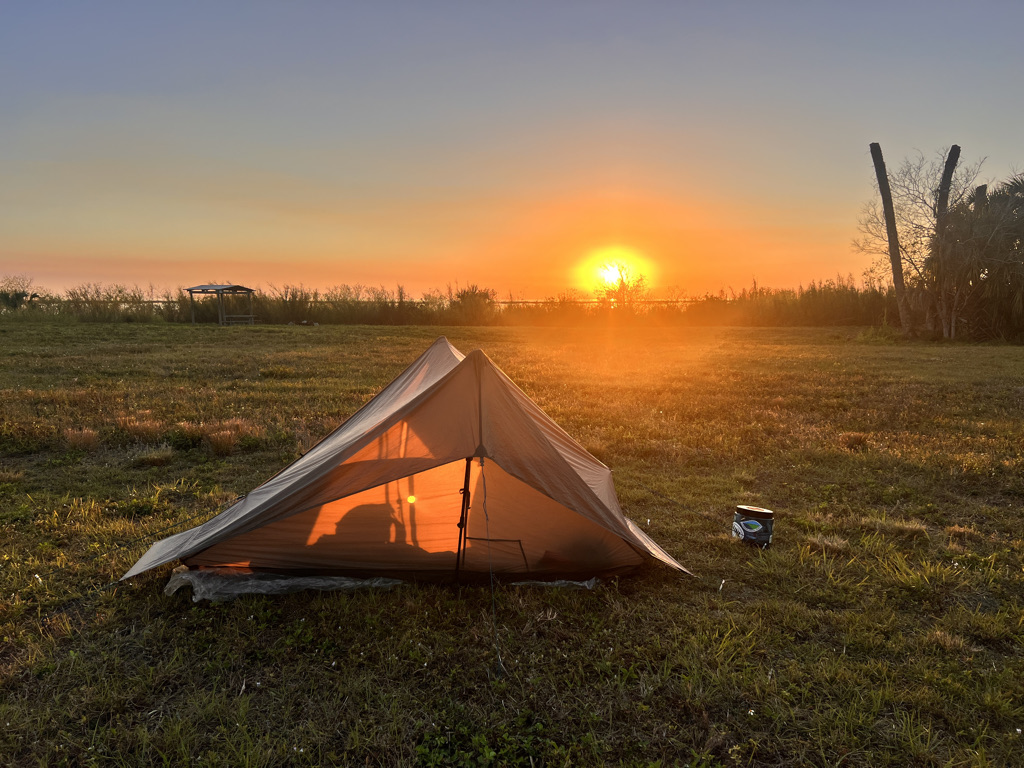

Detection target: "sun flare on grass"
[576, 245, 655, 292]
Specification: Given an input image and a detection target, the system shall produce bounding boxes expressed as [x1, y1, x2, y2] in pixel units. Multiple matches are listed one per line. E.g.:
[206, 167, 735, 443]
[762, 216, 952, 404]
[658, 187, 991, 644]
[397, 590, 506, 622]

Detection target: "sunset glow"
[2, 4, 1023, 299]
[576, 246, 657, 293]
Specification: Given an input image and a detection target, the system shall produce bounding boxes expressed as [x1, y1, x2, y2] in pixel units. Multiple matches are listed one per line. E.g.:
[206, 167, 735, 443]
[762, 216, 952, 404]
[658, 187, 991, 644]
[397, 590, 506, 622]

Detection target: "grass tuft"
[129, 446, 176, 467]
[863, 515, 931, 542]
[804, 533, 850, 554]
[837, 431, 869, 450]
[260, 365, 298, 379]
[203, 419, 264, 455]
[921, 629, 970, 653]
[945, 524, 981, 543]
[116, 416, 165, 444]
[856, 324, 904, 344]
[63, 427, 100, 451]
[205, 429, 238, 456]
[166, 421, 206, 450]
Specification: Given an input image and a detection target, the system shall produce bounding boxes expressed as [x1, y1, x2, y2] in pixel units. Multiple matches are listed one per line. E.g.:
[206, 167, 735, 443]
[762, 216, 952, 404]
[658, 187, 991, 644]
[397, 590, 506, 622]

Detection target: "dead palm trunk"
[935, 145, 961, 218]
[933, 145, 961, 338]
[870, 142, 913, 335]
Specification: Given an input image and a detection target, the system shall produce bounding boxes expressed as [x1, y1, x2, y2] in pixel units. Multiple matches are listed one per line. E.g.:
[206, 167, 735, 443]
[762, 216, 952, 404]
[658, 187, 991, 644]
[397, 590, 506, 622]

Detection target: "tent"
[123, 337, 688, 582]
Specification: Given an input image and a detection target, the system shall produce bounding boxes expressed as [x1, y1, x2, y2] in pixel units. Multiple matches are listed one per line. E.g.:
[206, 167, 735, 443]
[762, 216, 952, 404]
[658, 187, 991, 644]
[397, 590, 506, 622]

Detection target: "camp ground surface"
[1, 323, 1022, 766]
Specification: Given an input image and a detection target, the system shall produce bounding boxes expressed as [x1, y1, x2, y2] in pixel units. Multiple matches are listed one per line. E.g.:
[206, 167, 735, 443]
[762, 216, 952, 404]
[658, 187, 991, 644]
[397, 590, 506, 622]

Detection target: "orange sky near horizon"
[5, 4, 1021, 300]
[8, 184, 859, 300]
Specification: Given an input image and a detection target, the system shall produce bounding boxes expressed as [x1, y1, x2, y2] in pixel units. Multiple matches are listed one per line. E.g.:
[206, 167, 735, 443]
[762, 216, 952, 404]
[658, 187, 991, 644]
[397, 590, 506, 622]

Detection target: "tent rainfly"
[123, 338, 688, 582]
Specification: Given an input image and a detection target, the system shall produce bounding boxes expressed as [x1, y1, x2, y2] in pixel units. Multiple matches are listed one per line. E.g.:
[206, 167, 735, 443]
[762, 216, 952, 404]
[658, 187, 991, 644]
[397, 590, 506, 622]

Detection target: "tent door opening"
[453, 457, 531, 578]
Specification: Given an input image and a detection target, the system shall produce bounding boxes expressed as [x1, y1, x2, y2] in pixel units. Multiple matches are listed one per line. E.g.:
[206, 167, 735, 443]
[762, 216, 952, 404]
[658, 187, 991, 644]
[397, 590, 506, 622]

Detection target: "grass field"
[1, 322, 1022, 766]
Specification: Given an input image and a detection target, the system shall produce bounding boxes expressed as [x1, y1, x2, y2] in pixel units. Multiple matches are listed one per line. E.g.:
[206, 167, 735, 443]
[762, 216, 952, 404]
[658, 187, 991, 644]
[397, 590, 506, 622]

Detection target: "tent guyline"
[123, 337, 689, 583]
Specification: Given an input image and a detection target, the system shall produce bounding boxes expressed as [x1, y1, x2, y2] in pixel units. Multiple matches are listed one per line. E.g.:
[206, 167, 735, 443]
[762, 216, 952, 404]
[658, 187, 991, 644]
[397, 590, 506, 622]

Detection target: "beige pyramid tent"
[123, 337, 687, 581]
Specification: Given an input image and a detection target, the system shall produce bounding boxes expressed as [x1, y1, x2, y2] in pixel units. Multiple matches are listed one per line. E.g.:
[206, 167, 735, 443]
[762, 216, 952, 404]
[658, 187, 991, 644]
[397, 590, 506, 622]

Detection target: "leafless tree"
[855, 146, 985, 334]
[595, 263, 649, 308]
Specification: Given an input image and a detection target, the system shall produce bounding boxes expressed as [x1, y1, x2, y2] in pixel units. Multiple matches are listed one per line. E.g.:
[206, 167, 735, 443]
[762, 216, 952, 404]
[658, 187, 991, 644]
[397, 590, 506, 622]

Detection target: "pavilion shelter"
[186, 284, 256, 325]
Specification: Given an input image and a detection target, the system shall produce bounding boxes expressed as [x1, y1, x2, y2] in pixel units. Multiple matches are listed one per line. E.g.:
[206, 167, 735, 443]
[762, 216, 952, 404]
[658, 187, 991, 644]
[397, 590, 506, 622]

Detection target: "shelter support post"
[454, 457, 472, 579]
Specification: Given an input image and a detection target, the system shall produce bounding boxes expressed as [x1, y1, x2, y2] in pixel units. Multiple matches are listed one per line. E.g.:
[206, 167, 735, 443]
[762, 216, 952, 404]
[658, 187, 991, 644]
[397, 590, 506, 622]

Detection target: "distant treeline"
[1, 276, 898, 328]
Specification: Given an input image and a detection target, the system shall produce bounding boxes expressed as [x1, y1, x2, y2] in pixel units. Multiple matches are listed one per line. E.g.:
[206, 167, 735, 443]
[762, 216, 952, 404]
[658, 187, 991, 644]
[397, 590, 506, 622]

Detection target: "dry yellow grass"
[204, 429, 237, 456]
[62, 427, 100, 451]
[945, 524, 982, 542]
[0, 467, 25, 483]
[862, 515, 931, 541]
[116, 416, 165, 443]
[218, 417, 264, 440]
[837, 431, 869, 450]
[922, 629, 970, 653]
[805, 533, 850, 554]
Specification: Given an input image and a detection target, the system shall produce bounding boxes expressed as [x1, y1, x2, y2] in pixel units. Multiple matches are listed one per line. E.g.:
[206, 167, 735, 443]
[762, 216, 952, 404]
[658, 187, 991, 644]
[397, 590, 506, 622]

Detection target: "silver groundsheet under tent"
[165, 566, 598, 602]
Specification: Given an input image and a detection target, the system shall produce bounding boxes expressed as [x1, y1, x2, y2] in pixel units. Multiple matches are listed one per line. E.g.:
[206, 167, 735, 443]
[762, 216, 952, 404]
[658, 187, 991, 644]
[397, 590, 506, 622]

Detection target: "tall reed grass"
[2, 275, 895, 327]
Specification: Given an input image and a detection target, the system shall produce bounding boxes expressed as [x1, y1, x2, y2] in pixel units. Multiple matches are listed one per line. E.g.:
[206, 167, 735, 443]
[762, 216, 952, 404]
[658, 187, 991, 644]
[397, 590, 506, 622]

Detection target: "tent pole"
[454, 457, 472, 580]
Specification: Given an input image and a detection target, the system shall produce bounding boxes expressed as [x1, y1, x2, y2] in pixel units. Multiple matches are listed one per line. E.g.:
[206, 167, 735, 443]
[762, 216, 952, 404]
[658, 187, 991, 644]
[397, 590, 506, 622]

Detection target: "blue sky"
[2, 1, 1022, 297]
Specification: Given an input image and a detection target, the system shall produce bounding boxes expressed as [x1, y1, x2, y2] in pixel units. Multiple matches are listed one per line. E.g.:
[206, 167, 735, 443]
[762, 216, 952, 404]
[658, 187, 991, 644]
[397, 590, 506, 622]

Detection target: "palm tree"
[931, 174, 1024, 339]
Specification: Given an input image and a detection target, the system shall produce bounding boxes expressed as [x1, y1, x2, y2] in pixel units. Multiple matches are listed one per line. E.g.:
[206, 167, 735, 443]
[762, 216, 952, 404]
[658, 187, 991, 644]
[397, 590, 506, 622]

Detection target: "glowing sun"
[576, 245, 655, 291]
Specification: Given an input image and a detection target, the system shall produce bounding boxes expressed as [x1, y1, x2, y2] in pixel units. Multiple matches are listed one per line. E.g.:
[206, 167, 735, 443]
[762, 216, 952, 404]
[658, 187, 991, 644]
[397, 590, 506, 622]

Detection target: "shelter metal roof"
[186, 284, 255, 294]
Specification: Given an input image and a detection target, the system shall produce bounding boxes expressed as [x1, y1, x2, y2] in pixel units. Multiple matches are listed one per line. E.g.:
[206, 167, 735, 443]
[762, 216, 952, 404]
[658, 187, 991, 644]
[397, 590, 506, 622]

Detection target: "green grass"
[1, 323, 1022, 766]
